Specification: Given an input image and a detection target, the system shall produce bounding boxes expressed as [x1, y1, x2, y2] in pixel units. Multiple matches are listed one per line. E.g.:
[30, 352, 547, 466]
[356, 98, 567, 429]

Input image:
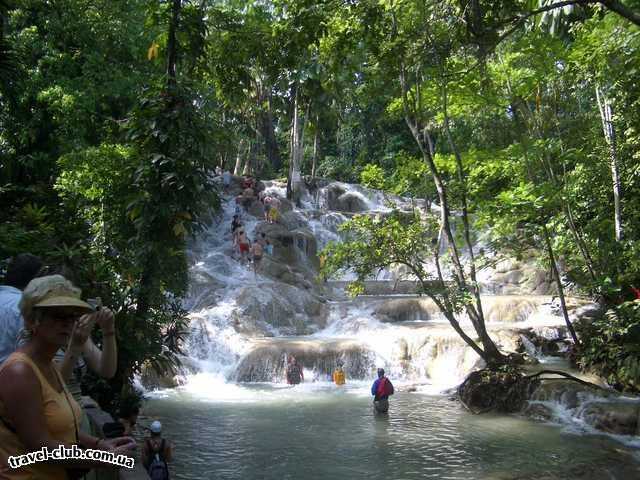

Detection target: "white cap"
[150, 421, 162, 434]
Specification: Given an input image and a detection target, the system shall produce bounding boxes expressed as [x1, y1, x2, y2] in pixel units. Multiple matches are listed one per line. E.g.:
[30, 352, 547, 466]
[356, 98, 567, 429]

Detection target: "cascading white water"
[173, 178, 581, 393]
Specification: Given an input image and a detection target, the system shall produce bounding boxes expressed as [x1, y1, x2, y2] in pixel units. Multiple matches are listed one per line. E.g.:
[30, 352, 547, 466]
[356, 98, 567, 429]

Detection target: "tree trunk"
[397, 59, 505, 365]
[287, 84, 305, 204]
[243, 138, 256, 176]
[166, 0, 181, 92]
[234, 139, 245, 176]
[595, 85, 623, 242]
[542, 224, 580, 346]
[442, 81, 489, 332]
[259, 93, 282, 173]
[311, 112, 319, 178]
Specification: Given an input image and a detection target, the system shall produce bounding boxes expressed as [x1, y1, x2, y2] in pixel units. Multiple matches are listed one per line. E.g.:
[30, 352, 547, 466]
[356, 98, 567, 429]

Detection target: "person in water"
[142, 420, 173, 480]
[222, 169, 231, 191]
[286, 355, 304, 385]
[265, 240, 274, 257]
[251, 241, 263, 276]
[235, 229, 250, 264]
[371, 368, 394, 413]
[332, 361, 346, 386]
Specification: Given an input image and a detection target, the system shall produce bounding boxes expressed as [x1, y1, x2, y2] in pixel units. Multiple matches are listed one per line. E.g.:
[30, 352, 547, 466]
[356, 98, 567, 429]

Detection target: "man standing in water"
[333, 361, 346, 386]
[286, 355, 304, 385]
[143, 420, 173, 480]
[371, 368, 394, 413]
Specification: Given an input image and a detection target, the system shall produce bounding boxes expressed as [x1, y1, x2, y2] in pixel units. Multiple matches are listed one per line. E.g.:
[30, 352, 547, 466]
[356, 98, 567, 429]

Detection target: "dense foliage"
[2, 0, 640, 397]
[578, 300, 640, 392]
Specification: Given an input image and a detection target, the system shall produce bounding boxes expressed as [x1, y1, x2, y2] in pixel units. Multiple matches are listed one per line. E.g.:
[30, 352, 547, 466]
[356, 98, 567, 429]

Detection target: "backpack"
[147, 439, 169, 480]
[376, 377, 394, 397]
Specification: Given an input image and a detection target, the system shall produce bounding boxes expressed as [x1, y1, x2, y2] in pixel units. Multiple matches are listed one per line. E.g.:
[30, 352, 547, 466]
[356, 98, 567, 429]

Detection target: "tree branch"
[600, 0, 640, 26]
[498, 0, 640, 45]
[525, 369, 609, 391]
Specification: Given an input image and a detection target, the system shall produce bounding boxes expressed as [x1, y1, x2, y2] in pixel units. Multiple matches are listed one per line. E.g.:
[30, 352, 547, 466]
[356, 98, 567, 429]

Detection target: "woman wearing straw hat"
[0, 275, 135, 479]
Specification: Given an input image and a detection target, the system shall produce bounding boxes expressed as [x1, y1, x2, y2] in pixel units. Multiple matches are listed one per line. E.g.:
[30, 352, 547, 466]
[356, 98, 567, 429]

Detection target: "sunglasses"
[46, 312, 80, 323]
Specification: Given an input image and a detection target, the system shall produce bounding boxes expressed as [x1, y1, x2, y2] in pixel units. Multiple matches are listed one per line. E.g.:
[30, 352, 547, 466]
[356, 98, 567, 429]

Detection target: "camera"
[87, 297, 102, 311]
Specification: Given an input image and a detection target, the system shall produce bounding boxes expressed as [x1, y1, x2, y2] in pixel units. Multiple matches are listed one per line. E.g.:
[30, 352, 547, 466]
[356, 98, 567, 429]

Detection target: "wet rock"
[258, 255, 315, 290]
[373, 298, 439, 322]
[518, 327, 571, 358]
[479, 256, 552, 295]
[458, 369, 541, 414]
[581, 401, 640, 435]
[525, 381, 640, 436]
[572, 302, 605, 326]
[485, 297, 542, 323]
[393, 338, 410, 361]
[506, 352, 540, 366]
[233, 338, 376, 382]
[246, 199, 264, 218]
[187, 269, 227, 310]
[256, 221, 320, 275]
[231, 283, 327, 336]
[324, 184, 369, 212]
[138, 358, 197, 390]
[522, 402, 554, 422]
[529, 381, 601, 409]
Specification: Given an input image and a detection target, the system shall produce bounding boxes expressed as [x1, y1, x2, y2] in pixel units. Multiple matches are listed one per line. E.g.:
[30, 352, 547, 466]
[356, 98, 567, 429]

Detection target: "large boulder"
[529, 381, 601, 408]
[186, 253, 233, 310]
[373, 298, 440, 322]
[484, 296, 546, 323]
[480, 256, 552, 295]
[258, 256, 316, 290]
[458, 369, 541, 414]
[324, 183, 369, 212]
[233, 338, 376, 382]
[138, 357, 199, 390]
[581, 401, 640, 435]
[527, 380, 640, 436]
[256, 221, 320, 275]
[230, 282, 327, 336]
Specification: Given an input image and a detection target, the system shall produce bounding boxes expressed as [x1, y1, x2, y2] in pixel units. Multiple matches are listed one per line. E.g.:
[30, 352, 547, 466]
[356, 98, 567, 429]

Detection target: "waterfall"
[144, 177, 592, 399]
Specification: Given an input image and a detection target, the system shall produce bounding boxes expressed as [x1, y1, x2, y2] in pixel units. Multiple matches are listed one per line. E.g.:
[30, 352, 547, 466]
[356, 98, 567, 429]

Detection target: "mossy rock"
[458, 368, 540, 414]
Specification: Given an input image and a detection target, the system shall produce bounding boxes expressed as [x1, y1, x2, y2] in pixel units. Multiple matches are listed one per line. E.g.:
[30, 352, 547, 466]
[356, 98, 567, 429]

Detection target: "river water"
[142, 381, 639, 480]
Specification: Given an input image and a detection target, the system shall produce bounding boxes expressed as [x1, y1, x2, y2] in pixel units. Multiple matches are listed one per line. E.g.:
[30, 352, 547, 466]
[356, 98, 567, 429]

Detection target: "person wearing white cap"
[0, 275, 136, 479]
[142, 420, 173, 479]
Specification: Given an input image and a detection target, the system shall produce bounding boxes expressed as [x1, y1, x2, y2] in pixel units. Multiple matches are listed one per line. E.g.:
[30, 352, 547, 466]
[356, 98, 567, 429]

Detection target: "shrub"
[578, 300, 640, 392]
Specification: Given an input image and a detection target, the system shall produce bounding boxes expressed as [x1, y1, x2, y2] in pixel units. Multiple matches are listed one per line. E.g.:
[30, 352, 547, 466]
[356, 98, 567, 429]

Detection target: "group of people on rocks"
[224, 172, 280, 275]
[217, 169, 281, 224]
[286, 356, 394, 414]
[231, 216, 273, 273]
[0, 254, 173, 479]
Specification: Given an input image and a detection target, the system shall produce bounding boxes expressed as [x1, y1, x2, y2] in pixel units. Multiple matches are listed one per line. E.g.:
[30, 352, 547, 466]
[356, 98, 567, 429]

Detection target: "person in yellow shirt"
[332, 361, 346, 386]
[0, 275, 135, 479]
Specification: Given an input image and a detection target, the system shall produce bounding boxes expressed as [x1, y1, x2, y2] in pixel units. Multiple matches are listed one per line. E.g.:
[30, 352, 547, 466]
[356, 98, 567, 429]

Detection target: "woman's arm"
[163, 441, 174, 463]
[82, 308, 117, 379]
[141, 440, 150, 467]
[60, 315, 95, 382]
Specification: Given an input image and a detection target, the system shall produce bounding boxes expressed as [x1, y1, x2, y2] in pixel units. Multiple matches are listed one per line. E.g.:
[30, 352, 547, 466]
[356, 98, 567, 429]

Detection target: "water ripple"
[140, 388, 639, 480]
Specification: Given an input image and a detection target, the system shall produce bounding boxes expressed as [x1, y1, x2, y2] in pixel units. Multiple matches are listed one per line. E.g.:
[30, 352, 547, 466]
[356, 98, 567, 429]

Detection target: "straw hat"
[19, 275, 93, 320]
